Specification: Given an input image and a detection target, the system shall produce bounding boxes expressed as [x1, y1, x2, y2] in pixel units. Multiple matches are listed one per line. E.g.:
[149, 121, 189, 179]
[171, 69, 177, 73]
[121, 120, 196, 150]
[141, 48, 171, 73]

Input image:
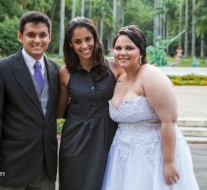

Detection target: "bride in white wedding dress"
[101, 25, 199, 190]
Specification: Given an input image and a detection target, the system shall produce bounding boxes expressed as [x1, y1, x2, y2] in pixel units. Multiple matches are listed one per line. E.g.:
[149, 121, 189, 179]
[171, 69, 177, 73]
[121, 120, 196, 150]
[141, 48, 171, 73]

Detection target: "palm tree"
[112, 0, 117, 40]
[184, 0, 189, 57]
[71, 0, 76, 19]
[153, 0, 160, 46]
[154, 0, 178, 52]
[191, 0, 196, 56]
[81, 0, 85, 17]
[178, 0, 183, 47]
[88, 0, 92, 18]
[91, 0, 113, 43]
[194, 0, 207, 58]
[117, 0, 126, 28]
[59, 0, 65, 58]
[200, 32, 204, 58]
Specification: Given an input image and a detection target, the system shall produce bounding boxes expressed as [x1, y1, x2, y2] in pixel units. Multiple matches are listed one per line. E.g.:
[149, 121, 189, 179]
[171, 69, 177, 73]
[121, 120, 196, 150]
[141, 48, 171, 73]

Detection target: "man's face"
[17, 22, 51, 60]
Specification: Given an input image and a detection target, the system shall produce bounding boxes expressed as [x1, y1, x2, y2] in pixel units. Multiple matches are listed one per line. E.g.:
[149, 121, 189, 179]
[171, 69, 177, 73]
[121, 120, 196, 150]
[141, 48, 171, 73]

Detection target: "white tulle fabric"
[102, 96, 199, 190]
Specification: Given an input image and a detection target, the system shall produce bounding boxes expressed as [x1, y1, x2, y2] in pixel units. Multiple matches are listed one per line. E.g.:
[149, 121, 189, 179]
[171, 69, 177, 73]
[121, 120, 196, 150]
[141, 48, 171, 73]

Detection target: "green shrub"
[167, 74, 207, 86]
[57, 119, 65, 134]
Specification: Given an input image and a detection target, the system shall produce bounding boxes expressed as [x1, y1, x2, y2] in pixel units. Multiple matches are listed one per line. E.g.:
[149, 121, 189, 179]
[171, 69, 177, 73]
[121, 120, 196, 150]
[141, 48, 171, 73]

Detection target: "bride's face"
[113, 35, 142, 70]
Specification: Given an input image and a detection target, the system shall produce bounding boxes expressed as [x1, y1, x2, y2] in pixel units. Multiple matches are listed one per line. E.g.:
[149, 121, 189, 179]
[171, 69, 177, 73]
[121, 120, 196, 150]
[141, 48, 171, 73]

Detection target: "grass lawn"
[165, 56, 207, 67]
[56, 59, 64, 66]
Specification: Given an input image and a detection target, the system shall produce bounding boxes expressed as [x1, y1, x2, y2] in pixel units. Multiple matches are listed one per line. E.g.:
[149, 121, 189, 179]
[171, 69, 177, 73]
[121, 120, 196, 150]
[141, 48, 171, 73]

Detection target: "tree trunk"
[178, 0, 182, 47]
[159, 0, 162, 37]
[162, 12, 166, 40]
[59, 0, 65, 58]
[100, 19, 103, 43]
[81, 0, 85, 17]
[117, 5, 120, 28]
[113, 0, 117, 22]
[71, 0, 76, 19]
[184, 0, 188, 57]
[153, 0, 160, 46]
[200, 32, 204, 58]
[107, 39, 111, 51]
[111, 0, 117, 41]
[120, 3, 124, 28]
[159, 14, 162, 37]
[166, 21, 169, 53]
[50, 0, 58, 20]
[117, 5, 124, 29]
[88, 0, 92, 18]
[191, 0, 196, 56]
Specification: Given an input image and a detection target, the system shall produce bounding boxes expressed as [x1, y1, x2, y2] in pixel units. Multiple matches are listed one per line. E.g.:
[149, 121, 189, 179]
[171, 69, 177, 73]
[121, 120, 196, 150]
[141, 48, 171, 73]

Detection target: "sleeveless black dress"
[59, 62, 118, 190]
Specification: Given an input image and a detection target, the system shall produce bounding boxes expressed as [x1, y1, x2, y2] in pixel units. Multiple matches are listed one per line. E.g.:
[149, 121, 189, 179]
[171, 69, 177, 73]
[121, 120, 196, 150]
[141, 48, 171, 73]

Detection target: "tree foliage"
[0, 0, 206, 57]
[0, 0, 23, 22]
[194, 0, 207, 34]
[0, 16, 21, 56]
[0, 0, 60, 55]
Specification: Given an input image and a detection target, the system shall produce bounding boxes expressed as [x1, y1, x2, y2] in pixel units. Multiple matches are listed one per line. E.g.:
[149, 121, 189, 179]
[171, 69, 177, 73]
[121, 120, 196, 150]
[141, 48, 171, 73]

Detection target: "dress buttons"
[93, 99, 96, 105]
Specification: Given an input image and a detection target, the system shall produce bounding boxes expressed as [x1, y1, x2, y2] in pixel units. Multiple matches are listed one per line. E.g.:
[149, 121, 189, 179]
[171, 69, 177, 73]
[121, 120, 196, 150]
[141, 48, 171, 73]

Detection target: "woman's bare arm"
[141, 64, 180, 186]
[56, 66, 70, 119]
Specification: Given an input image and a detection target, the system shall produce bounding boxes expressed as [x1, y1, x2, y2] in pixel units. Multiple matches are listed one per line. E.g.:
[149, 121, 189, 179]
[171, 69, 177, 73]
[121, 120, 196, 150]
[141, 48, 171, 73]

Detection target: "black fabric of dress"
[59, 62, 118, 190]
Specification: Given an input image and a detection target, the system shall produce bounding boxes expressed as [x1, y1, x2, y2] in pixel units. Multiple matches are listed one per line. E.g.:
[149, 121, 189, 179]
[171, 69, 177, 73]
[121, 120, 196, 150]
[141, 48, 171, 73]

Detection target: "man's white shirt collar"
[22, 48, 45, 71]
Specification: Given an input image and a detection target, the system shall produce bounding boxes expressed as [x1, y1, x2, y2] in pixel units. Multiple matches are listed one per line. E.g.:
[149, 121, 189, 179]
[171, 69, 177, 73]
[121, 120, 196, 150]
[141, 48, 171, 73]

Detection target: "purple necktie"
[34, 61, 44, 92]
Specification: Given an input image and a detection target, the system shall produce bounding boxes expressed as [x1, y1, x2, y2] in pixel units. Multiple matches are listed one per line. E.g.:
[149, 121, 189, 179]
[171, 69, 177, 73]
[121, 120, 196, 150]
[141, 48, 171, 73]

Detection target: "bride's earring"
[139, 58, 142, 65]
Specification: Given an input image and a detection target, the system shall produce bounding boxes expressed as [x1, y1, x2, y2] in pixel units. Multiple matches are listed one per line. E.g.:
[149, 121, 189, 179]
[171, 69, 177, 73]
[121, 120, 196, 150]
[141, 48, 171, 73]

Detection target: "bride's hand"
[164, 162, 180, 186]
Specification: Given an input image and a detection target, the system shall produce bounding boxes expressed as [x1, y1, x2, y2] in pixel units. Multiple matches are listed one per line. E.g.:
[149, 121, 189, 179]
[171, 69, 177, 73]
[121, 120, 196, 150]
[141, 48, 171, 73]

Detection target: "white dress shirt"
[21, 48, 45, 77]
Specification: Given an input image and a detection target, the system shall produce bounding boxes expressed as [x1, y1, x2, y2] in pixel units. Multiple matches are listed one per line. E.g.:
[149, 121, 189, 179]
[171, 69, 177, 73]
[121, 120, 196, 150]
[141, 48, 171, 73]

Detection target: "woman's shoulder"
[59, 65, 69, 75]
[140, 63, 165, 77]
[140, 64, 172, 90]
[107, 57, 116, 67]
[59, 66, 70, 83]
[107, 57, 125, 78]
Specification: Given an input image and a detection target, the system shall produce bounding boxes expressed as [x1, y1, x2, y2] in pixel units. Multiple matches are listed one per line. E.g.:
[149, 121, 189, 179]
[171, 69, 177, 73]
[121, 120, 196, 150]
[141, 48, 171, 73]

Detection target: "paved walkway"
[174, 86, 207, 118]
[189, 144, 207, 190]
[175, 86, 207, 189]
[158, 67, 207, 76]
[174, 86, 207, 190]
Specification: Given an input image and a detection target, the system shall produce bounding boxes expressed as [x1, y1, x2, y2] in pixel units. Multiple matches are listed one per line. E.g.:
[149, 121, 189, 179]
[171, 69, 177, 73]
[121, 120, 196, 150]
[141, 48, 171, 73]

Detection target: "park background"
[0, 0, 207, 65]
[0, 1, 207, 189]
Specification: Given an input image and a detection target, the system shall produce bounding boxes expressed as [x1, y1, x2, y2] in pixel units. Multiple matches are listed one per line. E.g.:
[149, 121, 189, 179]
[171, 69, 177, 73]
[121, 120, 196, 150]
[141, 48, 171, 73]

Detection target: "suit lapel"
[11, 49, 44, 116]
[44, 57, 59, 119]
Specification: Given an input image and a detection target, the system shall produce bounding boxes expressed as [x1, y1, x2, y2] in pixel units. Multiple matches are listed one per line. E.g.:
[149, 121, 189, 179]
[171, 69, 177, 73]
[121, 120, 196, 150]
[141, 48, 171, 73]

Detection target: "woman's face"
[113, 35, 142, 69]
[70, 27, 94, 63]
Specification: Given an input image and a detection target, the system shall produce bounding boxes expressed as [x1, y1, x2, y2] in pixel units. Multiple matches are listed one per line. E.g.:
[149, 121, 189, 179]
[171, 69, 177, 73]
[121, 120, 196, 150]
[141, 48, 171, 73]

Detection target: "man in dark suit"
[0, 11, 60, 189]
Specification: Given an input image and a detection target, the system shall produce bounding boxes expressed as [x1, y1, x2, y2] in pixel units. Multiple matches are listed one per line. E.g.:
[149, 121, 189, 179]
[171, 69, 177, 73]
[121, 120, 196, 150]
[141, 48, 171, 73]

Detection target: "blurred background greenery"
[0, 0, 207, 64]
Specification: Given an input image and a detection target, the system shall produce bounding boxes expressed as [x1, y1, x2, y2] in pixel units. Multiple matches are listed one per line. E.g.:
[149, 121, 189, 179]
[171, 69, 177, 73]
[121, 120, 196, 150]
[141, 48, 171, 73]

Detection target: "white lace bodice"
[109, 96, 159, 123]
[109, 96, 181, 166]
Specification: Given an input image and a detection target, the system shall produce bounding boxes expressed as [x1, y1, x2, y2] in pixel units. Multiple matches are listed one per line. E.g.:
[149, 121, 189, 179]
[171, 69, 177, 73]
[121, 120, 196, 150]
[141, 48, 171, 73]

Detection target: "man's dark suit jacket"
[0, 48, 60, 187]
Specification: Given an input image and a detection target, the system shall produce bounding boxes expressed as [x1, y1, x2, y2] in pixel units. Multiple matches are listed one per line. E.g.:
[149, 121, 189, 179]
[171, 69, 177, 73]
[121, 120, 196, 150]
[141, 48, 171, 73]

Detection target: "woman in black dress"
[57, 17, 124, 190]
